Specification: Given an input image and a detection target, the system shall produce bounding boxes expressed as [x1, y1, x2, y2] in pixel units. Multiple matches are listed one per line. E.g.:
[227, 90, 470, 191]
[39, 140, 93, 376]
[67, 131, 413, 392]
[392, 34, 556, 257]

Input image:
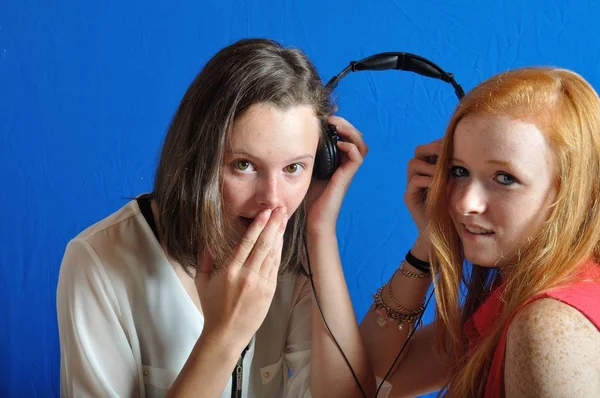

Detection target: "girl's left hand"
[306, 115, 368, 235]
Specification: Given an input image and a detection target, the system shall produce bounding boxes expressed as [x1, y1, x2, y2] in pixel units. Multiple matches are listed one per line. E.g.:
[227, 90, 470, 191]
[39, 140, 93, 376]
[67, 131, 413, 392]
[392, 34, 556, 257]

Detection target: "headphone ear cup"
[314, 124, 340, 180]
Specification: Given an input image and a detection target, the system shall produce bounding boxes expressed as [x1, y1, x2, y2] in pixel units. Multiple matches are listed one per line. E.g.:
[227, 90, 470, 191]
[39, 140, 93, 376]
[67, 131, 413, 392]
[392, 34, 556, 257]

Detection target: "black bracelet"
[405, 250, 431, 274]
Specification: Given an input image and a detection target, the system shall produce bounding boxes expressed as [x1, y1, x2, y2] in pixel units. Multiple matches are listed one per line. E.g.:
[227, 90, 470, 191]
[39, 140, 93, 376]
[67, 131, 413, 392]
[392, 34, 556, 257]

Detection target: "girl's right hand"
[404, 139, 443, 233]
[194, 206, 288, 351]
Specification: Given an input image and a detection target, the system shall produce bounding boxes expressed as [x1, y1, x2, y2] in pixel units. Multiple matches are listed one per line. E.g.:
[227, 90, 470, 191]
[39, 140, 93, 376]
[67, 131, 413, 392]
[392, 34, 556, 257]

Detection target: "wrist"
[305, 224, 337, 239]
[410, 234, 431, 260]
[199, 326, 248, 359]
[404, 250, 431, 275]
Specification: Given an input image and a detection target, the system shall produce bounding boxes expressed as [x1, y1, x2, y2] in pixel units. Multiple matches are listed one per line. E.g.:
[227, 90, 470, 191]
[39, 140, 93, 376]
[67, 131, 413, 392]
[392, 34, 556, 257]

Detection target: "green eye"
[234, 160, 251, 171]
[284, 164, 299, 173]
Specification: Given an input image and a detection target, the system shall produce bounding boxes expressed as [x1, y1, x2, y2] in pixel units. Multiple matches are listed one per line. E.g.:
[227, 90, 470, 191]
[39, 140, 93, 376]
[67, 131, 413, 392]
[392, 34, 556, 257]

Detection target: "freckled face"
[449, 114, 557, 268]
[222, 102, 321, 233]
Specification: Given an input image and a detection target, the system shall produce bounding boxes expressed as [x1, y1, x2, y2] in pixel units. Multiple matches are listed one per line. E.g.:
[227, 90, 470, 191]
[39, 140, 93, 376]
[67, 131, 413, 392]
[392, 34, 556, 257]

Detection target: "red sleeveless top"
[464, 263, 600, 397]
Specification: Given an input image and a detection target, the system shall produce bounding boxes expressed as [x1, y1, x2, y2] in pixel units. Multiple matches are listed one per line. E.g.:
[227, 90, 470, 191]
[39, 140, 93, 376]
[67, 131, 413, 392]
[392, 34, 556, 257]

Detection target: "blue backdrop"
[2, 0, 599, 396]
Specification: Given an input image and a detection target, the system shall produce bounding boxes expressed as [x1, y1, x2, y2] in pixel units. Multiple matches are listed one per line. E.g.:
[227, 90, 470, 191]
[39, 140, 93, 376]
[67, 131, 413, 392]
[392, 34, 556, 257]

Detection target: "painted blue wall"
[2, 0, 599, 396]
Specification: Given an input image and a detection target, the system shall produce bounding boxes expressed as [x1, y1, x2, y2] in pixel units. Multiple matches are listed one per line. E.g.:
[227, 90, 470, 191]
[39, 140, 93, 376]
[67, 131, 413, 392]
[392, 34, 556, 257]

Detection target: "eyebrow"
[486, 159, 512, 167]
[226, 150, 314, 163]
[452, 157, 514, 168]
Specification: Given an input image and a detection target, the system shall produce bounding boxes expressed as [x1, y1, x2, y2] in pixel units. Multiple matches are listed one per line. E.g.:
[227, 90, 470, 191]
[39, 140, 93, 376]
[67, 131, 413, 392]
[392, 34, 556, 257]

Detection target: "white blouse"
[57, 200, 313, 397]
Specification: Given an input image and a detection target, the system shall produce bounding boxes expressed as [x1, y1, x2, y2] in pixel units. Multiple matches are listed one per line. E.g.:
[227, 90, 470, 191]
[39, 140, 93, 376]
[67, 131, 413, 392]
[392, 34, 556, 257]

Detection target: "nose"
[255, 174, 281, 209]
[453, 181, 487, 215]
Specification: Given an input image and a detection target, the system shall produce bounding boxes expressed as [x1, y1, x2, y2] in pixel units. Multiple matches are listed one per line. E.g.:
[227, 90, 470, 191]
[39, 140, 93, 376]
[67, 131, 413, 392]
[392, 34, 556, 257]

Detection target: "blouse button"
[143, 371, 149, 376]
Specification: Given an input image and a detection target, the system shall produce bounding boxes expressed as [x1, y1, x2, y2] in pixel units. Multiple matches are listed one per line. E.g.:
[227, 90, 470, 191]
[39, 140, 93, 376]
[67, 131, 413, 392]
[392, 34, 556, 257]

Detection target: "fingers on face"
[230, 209, 273, 268]
[265, 213, 287, 281]
[236, 207, 288, 278]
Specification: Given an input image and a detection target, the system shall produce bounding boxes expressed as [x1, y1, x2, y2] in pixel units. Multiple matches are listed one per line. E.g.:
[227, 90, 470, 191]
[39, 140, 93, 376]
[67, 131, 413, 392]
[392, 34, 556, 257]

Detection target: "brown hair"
[426, 67, 600, 396]
[152, 38, 332, 275]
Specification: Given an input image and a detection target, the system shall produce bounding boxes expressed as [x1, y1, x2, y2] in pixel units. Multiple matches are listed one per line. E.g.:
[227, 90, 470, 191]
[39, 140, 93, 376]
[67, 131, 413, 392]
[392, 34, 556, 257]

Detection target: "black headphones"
[313, 52, 466, 180]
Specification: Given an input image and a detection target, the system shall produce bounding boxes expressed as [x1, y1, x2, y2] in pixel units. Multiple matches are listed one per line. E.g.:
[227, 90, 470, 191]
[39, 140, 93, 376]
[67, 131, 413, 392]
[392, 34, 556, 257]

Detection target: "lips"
[463, 224, 494, 235]
[239, 216, 254, 227]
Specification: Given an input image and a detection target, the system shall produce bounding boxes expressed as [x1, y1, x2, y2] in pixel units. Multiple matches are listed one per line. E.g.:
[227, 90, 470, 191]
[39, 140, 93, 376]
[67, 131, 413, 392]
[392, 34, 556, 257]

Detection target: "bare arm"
[167, 332, 242, 398]
[359, 236, 451, 397]
[384, 324, 450, 397]
[304, 115, 375, 397]
[505, 298, 600, 397]
[307, 230, 376, 398]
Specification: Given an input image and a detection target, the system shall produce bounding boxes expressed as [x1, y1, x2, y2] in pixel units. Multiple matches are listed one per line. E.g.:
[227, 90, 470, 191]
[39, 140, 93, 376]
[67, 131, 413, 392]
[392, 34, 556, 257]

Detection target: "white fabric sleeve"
[57, 239, 140, 398]
[282, 276, 313, 398]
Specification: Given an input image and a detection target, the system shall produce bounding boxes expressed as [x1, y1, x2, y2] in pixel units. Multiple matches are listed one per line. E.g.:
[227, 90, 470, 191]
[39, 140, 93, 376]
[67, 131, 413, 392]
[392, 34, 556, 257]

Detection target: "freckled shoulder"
[504, 298, 600, 397]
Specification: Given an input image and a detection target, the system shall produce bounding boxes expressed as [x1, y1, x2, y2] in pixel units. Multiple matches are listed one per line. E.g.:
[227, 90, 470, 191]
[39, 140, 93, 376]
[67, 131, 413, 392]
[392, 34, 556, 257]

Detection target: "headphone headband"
[325, 51, 465, 100]
[313, 51, 464, 180]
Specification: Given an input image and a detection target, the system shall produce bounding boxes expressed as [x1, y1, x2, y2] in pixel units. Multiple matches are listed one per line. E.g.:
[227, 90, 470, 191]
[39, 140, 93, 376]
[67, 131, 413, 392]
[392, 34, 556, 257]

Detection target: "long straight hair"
[426, 67, 600, 397]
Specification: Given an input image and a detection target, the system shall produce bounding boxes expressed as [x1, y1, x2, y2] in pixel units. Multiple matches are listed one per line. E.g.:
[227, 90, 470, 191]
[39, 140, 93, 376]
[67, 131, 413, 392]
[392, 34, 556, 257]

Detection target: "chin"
[463, 250, 500, 268]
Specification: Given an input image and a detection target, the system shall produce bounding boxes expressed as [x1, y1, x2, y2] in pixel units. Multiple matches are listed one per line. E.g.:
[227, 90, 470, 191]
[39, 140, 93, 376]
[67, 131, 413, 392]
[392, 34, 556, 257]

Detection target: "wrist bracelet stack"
[372, 285, 424, 331]
[370, 250, 431, 331]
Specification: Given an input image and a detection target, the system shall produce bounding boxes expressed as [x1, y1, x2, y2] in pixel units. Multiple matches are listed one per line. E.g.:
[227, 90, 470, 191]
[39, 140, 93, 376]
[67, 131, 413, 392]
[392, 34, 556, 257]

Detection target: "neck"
[497, 262, 516, 284]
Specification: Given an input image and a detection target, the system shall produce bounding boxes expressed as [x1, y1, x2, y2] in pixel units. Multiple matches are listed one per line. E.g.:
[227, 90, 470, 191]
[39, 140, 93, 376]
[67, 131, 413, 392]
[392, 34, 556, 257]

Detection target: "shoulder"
[504, 298, 600, 397]
[75, 200, 141, 242]
[58, 201, 154, 304]
[507, 297, 600, 345]
[61, 200, 152, 276]
[509, 295, 599, 333]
